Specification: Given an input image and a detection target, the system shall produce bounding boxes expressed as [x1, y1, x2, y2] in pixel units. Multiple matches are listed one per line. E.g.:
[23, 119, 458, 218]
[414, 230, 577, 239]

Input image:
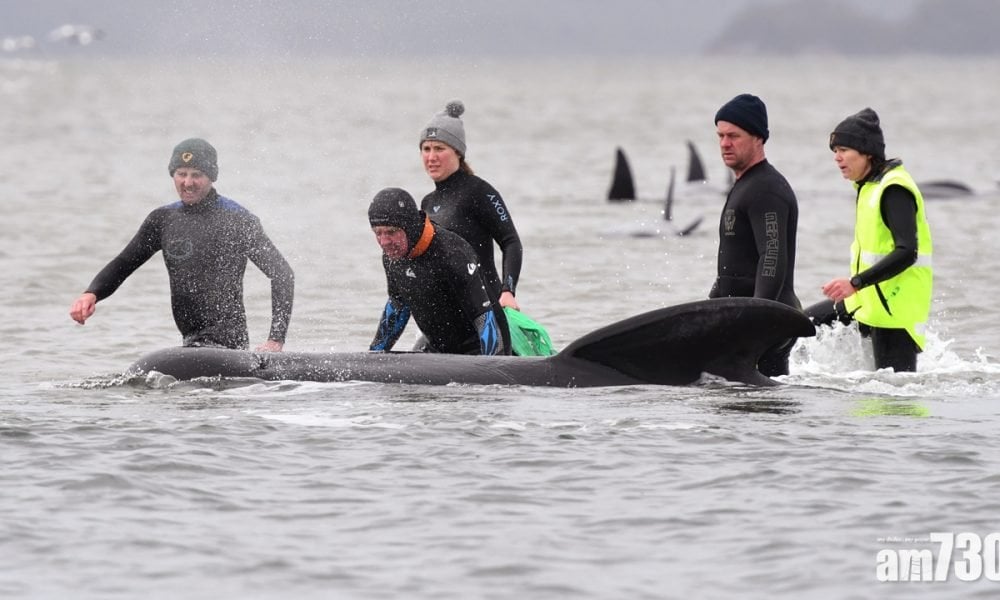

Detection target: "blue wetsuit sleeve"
[370, 298, 411, 352]
[474, 310, 503, 356]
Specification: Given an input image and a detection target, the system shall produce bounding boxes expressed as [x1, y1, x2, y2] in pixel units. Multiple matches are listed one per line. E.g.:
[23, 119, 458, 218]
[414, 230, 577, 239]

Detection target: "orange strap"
[407, 216, 435, 258]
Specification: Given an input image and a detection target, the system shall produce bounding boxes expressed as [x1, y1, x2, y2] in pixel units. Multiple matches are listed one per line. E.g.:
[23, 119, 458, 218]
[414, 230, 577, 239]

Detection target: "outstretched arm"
[70, 212, 162, 325]
[822, 186, 917, 302]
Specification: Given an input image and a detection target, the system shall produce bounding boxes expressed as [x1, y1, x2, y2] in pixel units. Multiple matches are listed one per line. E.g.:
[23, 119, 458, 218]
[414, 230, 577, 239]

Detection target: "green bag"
[504, 307, 557, 356]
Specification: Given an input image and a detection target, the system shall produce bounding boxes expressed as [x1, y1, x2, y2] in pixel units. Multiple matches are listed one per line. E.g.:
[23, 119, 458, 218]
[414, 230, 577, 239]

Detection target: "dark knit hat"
[829, 107, 885, 160]
[168, 138, 218, 181]
[715, 93, 769, 142]
[368, 188, 426, 251]
[420, 100, 466, 156]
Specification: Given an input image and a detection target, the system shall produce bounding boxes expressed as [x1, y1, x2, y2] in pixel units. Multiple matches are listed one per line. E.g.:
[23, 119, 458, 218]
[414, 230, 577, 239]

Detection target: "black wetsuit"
[420, 169, 523, 297]
[806, 159, 920, 371]
[85, 190, 294, 349]
[370, 223, 510, 355]
[709, 159, 801, 376]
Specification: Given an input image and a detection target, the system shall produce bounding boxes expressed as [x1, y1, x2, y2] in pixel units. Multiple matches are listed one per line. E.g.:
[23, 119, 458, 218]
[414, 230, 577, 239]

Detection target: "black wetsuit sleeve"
[247, 223, 295, 343]
[85, 212, 162, 300]
[746, 194, 792, 300]
[853, 185, 918, 289]
[476, 184, 522, 294]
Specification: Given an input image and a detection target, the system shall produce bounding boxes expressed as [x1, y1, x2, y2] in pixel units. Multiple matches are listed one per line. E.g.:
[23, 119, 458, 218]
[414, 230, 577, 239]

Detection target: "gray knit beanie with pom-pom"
[420, 100, 466, 156]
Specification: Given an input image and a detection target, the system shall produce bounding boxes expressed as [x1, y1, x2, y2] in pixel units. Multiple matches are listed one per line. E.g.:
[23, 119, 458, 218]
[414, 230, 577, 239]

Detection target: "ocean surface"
[3, 54, 1000, 599]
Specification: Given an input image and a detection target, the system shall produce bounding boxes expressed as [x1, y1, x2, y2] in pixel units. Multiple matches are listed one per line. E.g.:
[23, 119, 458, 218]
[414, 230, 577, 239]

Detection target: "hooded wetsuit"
[370, 221, 510, 355]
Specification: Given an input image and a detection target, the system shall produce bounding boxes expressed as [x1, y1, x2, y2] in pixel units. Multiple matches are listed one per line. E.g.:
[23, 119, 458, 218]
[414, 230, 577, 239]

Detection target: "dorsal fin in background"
[664, 165, 676, 221]
[608, 146, 636, 201]
[558, 297, 815, 386]
[686, 140, 707, 183]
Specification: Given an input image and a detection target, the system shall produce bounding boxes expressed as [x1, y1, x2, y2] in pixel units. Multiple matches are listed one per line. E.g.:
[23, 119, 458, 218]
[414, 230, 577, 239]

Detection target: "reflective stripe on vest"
[843, 165, 934, 349]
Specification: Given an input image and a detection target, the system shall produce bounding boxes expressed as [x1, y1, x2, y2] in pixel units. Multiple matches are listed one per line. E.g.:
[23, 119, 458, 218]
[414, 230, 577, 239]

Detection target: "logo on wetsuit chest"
[723, 209, 736, 235]
[432, 205, 441, 213]
[467, 263, 477, 275]
[405, 268, 416, 278]
[164, 239, 194, 261]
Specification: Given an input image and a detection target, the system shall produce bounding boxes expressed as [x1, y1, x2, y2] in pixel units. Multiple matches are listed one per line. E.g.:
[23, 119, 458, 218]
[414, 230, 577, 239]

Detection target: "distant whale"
[606, 144, 704, 236]
[128, 298, 816, 388]
[916, 179, 975, 199]
[608, 142, 712, 202]
[607, 147, 636, 201]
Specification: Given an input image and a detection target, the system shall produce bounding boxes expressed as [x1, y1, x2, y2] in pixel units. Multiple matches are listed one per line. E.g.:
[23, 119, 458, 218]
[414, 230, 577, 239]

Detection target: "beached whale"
[128, 298, 815, 387]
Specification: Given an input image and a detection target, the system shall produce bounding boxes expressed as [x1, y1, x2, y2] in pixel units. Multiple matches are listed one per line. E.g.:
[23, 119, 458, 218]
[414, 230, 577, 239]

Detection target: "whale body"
[128, 298, 816, 388]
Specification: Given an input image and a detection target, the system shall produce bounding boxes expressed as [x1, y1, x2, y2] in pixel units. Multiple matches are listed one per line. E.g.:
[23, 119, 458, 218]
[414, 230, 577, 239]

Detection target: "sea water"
[2, 55, 1000, 599]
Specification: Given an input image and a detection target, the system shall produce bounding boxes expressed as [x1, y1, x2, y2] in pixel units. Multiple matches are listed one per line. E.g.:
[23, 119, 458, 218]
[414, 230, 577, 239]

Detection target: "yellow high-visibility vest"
[844, 164, 933, 349]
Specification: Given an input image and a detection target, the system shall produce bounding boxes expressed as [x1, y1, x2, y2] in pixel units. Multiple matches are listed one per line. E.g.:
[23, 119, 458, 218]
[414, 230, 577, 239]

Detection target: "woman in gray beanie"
[815, 107, 934, 372]
[417, 100, 523, 312]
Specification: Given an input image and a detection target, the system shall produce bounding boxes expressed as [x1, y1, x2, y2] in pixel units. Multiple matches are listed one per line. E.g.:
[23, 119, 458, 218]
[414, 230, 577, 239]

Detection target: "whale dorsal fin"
[608, 146, 636, 201]
[686, 140, 707, 183]
[557, 298, 815, 386]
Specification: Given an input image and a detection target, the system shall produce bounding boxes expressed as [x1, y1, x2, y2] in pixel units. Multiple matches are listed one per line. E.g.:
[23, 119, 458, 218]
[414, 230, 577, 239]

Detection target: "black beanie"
[368, 188, 426, 251]
[715, 93, 769, 142]
[168, 138, 219, 181]
[829, 107, 885, 160]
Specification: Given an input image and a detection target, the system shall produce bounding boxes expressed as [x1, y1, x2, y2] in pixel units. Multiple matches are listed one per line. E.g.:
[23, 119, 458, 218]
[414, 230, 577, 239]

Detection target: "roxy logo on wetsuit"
[488, 195, 508, 222]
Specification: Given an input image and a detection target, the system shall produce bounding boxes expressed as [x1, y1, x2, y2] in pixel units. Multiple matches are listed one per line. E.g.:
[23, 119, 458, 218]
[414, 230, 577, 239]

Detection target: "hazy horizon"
[2, 0, 923, 59]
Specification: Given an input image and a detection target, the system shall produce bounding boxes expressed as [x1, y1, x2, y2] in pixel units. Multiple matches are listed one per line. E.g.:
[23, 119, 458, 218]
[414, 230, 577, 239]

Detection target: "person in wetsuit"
[368, 187, 510, 355]
[709, 93, 802, 377]
[815, 108, 933, 372]
[69, 138, 294, 351]
[418, 100, 523, 310]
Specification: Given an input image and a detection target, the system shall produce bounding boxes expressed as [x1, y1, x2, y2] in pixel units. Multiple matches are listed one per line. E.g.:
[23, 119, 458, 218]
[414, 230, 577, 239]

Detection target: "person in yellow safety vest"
[817, 107, 933, 372]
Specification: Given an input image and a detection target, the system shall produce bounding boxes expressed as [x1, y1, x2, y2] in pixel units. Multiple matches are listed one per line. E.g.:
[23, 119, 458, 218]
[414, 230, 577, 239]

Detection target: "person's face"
[373, 225, 409, 259]
[832, 146, 871, 182]
[716, 121, 762, 174]
[173, 167, 213, 205]
[421, 140, 461, 182]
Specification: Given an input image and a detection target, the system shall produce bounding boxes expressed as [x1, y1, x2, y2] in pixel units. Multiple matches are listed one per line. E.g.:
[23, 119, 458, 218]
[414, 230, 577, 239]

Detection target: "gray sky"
[1, 0, 917, 59]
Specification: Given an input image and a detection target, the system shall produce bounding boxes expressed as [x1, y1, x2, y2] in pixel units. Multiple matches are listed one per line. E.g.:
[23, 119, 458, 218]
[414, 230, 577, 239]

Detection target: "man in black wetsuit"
[709, 94, 802, 376]
[69, 138, 294, 351]
[367, 187, 510, 355]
